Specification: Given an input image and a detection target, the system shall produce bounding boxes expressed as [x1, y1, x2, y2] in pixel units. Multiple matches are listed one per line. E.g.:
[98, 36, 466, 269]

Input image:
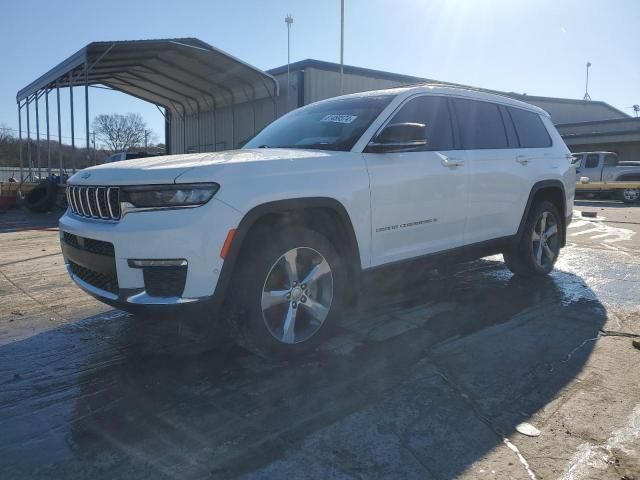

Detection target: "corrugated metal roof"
[505, 93, 630, 119]
[267, 59, 432, 84]
[16, 38, 279, 113]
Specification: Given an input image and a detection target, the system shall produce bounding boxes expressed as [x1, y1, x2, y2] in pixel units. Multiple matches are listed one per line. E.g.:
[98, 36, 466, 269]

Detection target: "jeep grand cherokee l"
[60, 85, 576, 356]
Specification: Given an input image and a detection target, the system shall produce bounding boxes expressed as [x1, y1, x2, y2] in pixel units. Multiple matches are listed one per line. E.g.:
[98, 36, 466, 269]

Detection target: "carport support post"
[197, 103, 201, 153]
[213, 106, 217, 152]
[35, 92, 41, 179]
[56, 85, 63, 177]
[231, 105, 236, 149]
[69, 78, 76, 174]
[17, 103, 23, 182]
[182, 106, 186, 154]
[84, 62, 91, 166]
[26, 96, 31, 181]
[46, 89, 51, 178]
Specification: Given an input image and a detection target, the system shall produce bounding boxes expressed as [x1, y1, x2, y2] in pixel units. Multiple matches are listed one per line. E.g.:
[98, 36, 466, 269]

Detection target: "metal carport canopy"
[16, 38, 279, 112]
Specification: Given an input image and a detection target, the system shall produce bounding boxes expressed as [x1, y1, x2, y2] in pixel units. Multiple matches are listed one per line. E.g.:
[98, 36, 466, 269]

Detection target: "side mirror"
[367, 122, 427, 153]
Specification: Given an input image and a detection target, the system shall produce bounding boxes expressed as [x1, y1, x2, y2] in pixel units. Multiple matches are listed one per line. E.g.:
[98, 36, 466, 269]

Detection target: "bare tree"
[92, 113, 149, 152]
[0, 124, 15, 143]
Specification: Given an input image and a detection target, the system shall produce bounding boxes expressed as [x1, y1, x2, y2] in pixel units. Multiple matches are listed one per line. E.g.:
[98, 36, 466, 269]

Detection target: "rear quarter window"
[508, 107, 552, 148]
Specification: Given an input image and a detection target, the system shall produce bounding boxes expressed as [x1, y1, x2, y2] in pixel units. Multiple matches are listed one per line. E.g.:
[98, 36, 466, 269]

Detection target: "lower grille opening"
[143, 266, 187, 297]
[69, 261, 119, 294]
[63, 232, 115, 257]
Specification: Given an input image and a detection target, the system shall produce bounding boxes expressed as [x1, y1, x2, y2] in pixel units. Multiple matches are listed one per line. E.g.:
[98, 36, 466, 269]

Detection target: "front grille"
[143, 266, 187, 297]
[67, 185, 120, 221]
[69, 260, 119, 294]
[63, 232, 115, 257]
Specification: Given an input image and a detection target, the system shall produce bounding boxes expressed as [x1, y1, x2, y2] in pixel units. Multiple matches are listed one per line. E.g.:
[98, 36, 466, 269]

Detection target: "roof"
[267, 59, 430, 84]
[505, 93, 630, 119]
[556, 117, 640, 139]
[16, 38, 279, 112]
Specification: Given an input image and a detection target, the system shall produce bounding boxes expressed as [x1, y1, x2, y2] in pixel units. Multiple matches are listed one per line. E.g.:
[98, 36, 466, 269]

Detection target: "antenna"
[583, 62, 592, 101]
[285, 14, 294, 101]
[633, 105, 640, 118]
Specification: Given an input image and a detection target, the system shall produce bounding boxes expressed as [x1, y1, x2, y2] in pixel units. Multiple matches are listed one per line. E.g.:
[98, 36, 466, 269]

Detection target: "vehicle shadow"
[0, 259, 606, 479]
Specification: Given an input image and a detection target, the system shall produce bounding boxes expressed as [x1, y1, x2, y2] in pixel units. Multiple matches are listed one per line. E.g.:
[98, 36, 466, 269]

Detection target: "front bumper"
[59, 198, 242, 309]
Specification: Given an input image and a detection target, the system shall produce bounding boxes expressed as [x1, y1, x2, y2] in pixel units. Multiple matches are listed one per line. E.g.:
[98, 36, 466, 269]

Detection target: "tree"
[92, 113, 150, 152]
[0, 124, 15, 143]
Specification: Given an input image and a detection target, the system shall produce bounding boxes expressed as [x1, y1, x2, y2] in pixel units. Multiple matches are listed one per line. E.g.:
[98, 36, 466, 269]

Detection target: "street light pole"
[285, 14, 294, 102]
[583, 62, 592, 101]
[340, 0, 344, 95]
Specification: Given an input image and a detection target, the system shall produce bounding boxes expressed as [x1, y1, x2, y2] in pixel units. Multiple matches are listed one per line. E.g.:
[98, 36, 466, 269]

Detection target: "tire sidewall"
[521, 201, 562, 274]
[231, 226, 346, 358]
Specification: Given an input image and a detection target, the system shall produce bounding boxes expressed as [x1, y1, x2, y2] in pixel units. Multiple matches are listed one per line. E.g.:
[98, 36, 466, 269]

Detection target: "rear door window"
[585, 154, 600, 168]
[451, 98, 508, 149]
[604, 154, 618, 166]
[508, 107, 552, 148]
[387, 95, 454, 151]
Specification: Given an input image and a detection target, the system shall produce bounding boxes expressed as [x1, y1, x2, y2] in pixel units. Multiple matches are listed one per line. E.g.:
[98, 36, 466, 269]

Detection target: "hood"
[67, 149, 329, 186]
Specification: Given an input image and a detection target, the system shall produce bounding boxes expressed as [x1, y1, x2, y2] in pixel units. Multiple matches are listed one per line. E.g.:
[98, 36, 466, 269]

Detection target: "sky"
[0, 0, 638, 147]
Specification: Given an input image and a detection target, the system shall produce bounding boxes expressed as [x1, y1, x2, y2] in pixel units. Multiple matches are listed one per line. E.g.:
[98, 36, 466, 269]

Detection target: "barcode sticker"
[320, 114, 358, 124]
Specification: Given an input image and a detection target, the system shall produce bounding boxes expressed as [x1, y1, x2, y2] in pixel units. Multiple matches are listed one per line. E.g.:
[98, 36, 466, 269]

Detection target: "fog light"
[128, 259, 187, 268]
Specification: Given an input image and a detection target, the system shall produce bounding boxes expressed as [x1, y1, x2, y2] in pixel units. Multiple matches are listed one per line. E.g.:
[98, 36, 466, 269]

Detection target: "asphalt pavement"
[0, 201, 639, 479]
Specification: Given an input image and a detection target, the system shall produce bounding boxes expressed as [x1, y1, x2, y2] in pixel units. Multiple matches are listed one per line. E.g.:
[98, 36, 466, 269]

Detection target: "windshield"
[244, 94, 394, 151]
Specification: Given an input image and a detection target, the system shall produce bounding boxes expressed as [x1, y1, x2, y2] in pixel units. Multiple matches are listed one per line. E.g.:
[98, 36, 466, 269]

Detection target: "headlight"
[120, 183, 219, 209]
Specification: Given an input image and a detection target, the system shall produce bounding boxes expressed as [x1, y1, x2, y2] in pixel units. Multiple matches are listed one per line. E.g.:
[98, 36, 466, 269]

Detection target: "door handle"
[516, 155, 530, 165]
[436, 152, 464, 168]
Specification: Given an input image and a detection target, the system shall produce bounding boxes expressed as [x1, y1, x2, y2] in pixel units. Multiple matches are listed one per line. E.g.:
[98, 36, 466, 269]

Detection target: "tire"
[25, 179, 57, 212]
[228, 225, 346, 359]
[503, 200, 562, 276]
[619, 188, 640, 205]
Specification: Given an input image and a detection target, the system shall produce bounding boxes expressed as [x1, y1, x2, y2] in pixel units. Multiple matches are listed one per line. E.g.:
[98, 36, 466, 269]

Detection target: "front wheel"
[504, 201, 562, 276]
[620, 188, 640, 204]
[228, 226, 346, 358]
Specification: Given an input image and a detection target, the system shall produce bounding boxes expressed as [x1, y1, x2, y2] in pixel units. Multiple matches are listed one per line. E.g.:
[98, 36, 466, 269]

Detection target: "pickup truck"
[573, 151, 640, 204]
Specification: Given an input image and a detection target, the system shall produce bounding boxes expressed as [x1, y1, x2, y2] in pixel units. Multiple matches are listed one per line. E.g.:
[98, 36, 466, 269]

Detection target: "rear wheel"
[620, 188, 640, 204]
[229, 226, 346, 358]
[504, 201, 562, 276]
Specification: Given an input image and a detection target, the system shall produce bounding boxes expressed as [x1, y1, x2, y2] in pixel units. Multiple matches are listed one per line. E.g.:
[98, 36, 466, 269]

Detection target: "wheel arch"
[215, 197, 362, 305]
[517, 180, 568, 247]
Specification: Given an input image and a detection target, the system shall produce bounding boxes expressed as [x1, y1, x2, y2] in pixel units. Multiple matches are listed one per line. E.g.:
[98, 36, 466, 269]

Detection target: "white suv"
[60, 85, 576, 356]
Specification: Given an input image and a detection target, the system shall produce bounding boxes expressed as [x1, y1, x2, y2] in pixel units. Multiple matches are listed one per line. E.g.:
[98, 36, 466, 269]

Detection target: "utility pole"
[340, 0, 345, 95]
[583, 62, 592, 101]
[285, 14, 294, 101]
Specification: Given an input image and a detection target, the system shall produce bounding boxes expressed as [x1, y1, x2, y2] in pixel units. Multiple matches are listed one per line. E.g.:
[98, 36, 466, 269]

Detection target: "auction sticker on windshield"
[321, 114, 358, 124]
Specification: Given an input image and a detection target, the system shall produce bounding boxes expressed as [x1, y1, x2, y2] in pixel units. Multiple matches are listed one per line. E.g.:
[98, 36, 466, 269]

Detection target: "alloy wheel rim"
[261, 247, 333, 344]
[531, 211, 559, 269]
[623, 189, 640, 201]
